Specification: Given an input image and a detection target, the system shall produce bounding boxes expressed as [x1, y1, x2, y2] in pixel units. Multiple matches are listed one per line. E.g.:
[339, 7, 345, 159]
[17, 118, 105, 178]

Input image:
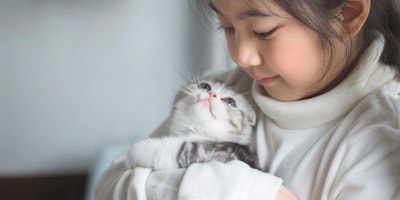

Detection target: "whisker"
[182, 89, 196, 98]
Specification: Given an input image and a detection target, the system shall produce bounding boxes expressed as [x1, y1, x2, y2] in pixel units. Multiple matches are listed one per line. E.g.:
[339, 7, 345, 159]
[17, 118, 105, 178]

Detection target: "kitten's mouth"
[199, 99, 216, 118]
[208, 105, 216, 118]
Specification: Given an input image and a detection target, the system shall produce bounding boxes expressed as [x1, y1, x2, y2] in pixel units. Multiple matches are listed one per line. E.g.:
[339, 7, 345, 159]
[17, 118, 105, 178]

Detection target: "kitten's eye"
[221, 97, 236, 108]
[198, 83, 212, 92]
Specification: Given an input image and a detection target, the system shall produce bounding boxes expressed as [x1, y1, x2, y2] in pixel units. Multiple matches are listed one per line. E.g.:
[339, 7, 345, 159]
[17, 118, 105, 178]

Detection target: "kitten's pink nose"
[209, 91, 216, 98]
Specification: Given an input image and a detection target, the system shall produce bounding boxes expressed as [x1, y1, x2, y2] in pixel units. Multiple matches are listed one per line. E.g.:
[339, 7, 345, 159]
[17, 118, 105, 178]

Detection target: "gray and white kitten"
[125, 79, 258, 170]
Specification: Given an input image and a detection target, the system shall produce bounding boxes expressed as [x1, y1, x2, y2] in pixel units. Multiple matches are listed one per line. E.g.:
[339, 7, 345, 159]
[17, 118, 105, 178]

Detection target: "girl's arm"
[95, 155, 299, 200]
[276, 185, 300, 200]
[146, 160, 296, 200]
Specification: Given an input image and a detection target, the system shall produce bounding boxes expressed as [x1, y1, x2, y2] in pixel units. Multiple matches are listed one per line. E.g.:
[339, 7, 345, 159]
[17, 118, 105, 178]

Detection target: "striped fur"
[126, 79, 258, 170]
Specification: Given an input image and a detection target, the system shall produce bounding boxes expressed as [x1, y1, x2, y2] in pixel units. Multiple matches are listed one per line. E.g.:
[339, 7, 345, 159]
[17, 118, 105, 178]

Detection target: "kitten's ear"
[247, 111, 256, 126]
[173, 91, 186, 105]
[201, 67, 252, 92]
[225, 68, 253, 92]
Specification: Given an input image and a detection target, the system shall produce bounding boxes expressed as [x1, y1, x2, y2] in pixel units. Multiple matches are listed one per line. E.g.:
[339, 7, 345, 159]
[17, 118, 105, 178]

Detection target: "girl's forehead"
[210, 0, 284, 19]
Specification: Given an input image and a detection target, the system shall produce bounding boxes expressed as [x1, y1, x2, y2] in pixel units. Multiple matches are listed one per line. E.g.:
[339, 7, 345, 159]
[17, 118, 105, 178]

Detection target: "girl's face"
[211, 0, 349, 101]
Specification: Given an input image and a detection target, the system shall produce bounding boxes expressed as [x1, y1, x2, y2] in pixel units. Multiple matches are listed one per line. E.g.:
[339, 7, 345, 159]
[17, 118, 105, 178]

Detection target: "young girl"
[95, 0, 400, 199]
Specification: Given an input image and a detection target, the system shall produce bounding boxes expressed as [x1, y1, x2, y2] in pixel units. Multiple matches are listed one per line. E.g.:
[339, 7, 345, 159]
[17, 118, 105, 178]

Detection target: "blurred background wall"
[0, 0, 231, 177]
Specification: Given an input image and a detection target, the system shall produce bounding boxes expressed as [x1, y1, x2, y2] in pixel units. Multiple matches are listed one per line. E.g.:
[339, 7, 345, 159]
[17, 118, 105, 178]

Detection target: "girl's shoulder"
[328, 80, 400, 200]
[363, 79, 400, 116]
[343, 79, 400, 137]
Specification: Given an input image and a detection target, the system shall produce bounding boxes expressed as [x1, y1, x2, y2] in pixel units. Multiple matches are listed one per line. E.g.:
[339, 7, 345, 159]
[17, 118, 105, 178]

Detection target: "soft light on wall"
[0, 0, 231, 176]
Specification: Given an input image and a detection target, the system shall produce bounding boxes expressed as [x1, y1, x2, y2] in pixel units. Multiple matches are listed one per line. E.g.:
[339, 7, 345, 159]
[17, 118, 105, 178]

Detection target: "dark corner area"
[0, 174, 88, 200]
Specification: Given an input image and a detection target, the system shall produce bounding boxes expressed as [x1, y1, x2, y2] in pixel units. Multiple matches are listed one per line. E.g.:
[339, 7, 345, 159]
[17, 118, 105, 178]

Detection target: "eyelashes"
[217, 24, 235, 34]
[254, 26, 279, 38]
[217, 23, 278, 39]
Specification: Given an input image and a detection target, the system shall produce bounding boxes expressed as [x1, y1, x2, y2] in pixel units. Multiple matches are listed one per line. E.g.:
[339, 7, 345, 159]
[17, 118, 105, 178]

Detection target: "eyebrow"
[209, 1, 272, 19]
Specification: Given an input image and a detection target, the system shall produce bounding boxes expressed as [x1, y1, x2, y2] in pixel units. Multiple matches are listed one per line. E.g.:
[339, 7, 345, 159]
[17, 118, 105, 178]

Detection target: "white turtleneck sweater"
[95, 36, 400, 200]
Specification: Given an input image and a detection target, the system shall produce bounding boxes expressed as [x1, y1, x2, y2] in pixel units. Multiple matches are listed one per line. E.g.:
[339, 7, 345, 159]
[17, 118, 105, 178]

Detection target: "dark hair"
[196, 0, 400, 76]
[272, 0, 400, 75]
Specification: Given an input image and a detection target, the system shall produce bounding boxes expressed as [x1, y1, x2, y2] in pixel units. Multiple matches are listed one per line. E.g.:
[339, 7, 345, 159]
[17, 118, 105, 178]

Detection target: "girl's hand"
[276, 185, 300, 200]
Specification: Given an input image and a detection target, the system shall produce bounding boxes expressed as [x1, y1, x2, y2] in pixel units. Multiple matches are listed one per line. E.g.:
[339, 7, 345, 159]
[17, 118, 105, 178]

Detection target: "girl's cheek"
[267, 40, 304, 74]
[267, 38, 324, 83]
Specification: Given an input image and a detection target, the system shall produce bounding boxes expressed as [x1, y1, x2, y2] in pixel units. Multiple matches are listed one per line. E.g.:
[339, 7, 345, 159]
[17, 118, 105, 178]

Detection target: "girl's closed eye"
[254, 26, 280, 39]
[217, 24, 235, 34]
[217, 23, 279, 39]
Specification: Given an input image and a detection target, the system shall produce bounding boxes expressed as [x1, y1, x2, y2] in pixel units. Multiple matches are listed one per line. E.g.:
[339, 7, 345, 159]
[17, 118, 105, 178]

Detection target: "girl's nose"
[235, 38, 262, 68]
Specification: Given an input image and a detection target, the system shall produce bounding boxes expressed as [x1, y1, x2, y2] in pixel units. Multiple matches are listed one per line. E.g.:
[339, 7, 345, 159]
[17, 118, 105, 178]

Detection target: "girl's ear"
[341, 0, 371, 36]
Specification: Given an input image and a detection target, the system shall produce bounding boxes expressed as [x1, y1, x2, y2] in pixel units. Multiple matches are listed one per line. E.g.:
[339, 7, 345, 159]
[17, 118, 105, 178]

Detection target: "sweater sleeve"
[94, 152, 153, 200]
[95, 155, 283, 200]
[178, 161, 283, 200]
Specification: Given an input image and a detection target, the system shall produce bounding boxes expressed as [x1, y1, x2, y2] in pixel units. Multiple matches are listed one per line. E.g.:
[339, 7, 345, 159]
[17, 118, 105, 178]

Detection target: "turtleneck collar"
[252, 35, 396, 129]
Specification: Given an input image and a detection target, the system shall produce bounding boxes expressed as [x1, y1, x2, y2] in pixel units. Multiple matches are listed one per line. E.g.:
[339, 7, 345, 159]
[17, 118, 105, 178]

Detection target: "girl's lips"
[256, 76, 279, 85]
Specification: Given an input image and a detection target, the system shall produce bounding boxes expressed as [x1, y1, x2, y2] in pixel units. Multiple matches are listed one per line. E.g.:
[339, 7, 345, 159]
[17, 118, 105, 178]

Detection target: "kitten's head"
[170, 79, 256, 144]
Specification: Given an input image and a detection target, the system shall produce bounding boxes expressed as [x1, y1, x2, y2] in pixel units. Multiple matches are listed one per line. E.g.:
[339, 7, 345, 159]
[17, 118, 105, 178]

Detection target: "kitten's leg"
[125, 137, 184, 170]
[177, 142, 259, 169]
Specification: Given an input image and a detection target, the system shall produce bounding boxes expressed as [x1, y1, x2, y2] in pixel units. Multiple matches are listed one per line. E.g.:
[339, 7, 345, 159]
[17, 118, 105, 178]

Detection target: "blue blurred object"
[84, 134, 146, 200]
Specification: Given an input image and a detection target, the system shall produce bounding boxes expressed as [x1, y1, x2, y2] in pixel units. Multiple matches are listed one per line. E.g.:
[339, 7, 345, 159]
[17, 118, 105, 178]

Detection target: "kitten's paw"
[124, 144, 145, 169]
[125, 138, 181, 170]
